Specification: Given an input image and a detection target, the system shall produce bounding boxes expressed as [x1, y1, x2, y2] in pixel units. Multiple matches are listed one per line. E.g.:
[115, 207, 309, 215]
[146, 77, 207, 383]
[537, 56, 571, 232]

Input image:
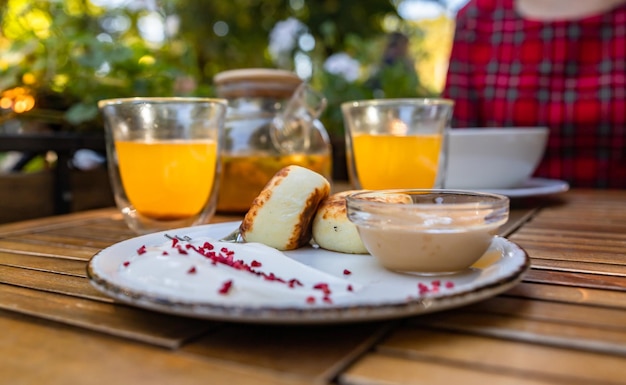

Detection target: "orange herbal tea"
[115, 139, 218, 220]
[352, 133, 443, 189]
[217, 152, 332, 213]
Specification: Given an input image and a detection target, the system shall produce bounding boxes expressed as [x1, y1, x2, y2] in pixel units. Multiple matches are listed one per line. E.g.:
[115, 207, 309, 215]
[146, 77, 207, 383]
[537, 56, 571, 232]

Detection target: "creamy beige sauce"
[357, 224, 500, 274]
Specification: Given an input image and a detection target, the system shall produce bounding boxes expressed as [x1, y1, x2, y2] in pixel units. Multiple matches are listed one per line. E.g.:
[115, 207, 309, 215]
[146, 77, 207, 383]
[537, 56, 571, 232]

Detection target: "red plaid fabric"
[443, 0, 626, 188]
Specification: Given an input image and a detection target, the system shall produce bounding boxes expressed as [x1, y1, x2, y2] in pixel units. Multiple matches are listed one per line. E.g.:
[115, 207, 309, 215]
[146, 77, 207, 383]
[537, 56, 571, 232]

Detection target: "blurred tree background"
[0, 0, 455, 136]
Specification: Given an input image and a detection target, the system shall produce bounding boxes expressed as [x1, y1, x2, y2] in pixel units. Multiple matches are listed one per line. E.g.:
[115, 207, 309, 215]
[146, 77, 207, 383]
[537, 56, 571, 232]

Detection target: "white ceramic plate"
[479, 178, 570, 198]
[87, 221, 530, 324]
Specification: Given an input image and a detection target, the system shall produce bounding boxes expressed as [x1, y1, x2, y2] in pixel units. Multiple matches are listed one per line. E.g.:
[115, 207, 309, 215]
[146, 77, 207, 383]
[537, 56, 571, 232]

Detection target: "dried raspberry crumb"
[251, 260, 262, 267]
[323, 296, 333, 304]
[347, 284, 353, 292]
[306, 296, 316, 304]
[122, 261, 130, 267]
[161, 251, 169, 256]
[343, 269, 352, 275]
[218, 280, 233, 295]
[313, 283, 331, 295]
[137, 245, 147, 255]
[445, 281, 455, 289]
[431, 280, 441, 287]
[187, 266, 197, 274]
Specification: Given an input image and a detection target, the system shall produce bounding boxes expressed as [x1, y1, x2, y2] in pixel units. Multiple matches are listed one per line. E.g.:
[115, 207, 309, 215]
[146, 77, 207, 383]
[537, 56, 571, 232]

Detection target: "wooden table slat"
[340, 352, 558, 385]
[411, 310, 626, 355]
[467, 296, 626, 330]
[182, 321, 396, 384]
[513, 242, 626, 262]
[0, 310, 308, 385]
[512, 228, 626, 244]
[505, 282, 626, 309]
[0, 284, 216, 349]
[522, 221, 626, 234]
[377, 327, 626, 385]
[530, 258, 626, 277]
[0, 251, 88, 276]
[0, 209, 121, 236]
[0, 238, 99, 260]
[0, 265, 101, 297]
[524, 269, 626, 291]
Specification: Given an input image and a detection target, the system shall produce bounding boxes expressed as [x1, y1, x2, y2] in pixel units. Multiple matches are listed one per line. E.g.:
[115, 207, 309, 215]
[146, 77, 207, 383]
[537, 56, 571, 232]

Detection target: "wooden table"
[1, 189, 626, 385]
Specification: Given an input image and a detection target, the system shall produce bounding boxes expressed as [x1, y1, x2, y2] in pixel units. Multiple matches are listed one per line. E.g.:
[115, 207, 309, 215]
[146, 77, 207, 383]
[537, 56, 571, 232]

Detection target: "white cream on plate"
[116, 236, 360, 306]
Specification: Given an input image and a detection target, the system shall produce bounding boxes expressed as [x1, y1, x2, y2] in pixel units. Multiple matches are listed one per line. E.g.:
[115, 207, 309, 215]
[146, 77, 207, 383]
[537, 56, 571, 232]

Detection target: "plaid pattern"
[443, 0, 626, 188]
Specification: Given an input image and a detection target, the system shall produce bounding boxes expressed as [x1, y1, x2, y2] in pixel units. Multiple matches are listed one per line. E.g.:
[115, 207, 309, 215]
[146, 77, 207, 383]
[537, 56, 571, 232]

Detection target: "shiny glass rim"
[341, 98, 454, 110]
[98, 97, 228, 108]
[345, 189, 509, 211]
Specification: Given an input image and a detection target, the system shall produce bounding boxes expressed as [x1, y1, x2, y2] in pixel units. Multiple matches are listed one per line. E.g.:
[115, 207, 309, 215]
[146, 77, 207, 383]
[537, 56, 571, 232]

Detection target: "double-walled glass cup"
[341, 98, 453, 189]
[99, 97, 227, 234]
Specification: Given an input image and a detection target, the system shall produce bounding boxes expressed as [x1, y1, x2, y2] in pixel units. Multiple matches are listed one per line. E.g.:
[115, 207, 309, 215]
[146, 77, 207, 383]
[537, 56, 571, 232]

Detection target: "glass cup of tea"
[341, 98, 454, 189]
[99, 97, 227, 234]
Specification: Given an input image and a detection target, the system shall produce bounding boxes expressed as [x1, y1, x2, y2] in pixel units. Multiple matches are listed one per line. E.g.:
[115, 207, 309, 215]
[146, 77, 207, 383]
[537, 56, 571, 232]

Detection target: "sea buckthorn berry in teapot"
[213, 68, 332, 213]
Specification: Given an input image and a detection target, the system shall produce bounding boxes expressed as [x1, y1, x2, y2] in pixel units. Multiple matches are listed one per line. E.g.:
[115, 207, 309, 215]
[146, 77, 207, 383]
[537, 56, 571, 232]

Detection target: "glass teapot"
[213, 68, 332, 213]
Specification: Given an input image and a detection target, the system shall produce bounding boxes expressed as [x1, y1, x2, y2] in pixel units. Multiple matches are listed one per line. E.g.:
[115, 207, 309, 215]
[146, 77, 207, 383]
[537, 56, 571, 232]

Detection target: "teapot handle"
[270, 83, 327, 154]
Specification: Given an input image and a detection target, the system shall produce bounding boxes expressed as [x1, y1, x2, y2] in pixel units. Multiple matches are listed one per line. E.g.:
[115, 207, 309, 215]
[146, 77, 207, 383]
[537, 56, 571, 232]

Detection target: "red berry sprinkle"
[306, 296, 316, 304]
[418, 283, 430, 294]
[343, 269, 352, 275]
[417, 280, 456, 296]
[218, 280, 233, 295]
[313, 283, 331, 295]
[187, 266, 197, 274]
[347, 284, 353, 292]
[251, 260, 262, 267]
[122, 261, 130, 267]
[137, 245, 147, 255]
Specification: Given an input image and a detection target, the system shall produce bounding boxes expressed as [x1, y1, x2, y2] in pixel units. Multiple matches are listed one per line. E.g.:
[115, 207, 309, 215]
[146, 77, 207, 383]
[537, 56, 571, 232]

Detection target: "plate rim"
[481, 178, 570, 198]
[87, 223, 531, 324]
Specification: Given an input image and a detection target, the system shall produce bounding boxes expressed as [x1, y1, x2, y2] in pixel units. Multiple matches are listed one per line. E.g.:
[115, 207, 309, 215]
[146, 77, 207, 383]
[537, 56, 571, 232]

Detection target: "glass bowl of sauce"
[345, 189, 509, 274]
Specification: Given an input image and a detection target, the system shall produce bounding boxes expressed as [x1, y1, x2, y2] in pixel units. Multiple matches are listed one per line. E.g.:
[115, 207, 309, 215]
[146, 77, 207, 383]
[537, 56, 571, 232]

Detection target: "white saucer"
[87, 222, 530, 324]
[480, 178, 569, 198]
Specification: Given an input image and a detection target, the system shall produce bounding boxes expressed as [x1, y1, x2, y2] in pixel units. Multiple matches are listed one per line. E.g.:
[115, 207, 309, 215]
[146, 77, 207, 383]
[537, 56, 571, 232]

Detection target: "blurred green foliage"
[0, 0, 432, 135]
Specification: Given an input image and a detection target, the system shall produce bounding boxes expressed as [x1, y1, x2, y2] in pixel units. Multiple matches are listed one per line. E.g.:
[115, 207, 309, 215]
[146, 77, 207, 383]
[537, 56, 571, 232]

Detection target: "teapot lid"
[214, 68, 303, 98]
